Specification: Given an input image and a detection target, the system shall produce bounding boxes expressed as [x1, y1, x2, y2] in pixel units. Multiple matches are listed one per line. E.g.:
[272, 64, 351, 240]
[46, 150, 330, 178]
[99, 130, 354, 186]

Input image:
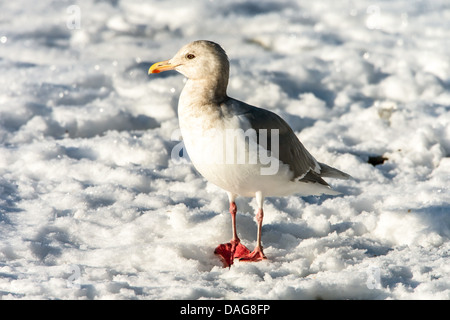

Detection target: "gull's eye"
[186, 53, 195, 60]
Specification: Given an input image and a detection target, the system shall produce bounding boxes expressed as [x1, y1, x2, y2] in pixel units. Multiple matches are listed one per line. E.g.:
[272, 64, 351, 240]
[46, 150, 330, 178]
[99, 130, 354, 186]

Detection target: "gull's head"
[149, 40, 229, 81]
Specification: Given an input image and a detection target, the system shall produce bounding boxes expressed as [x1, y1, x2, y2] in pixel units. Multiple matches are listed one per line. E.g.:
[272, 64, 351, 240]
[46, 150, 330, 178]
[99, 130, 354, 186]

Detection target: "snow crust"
[0, 0, 449, 299]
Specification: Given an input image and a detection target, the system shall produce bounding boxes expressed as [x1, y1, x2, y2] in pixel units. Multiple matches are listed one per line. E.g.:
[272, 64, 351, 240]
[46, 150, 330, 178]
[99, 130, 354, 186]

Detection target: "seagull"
[149, 40, 351, 267]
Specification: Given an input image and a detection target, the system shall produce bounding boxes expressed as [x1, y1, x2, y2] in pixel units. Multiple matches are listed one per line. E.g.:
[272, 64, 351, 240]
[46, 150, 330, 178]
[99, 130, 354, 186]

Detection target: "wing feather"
[223, 98, 331, 185]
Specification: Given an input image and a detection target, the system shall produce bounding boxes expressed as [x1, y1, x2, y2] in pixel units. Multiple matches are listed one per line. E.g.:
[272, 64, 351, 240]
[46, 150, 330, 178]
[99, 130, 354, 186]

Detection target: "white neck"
[180, 77, 228, 108]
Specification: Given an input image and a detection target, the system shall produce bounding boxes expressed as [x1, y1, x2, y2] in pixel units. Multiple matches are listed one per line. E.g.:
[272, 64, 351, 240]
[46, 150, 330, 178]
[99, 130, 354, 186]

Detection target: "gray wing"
[222, 98, 350, 186]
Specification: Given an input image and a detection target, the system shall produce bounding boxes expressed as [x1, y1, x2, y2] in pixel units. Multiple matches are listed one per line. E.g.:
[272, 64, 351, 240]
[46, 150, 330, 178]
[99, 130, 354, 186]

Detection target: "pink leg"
[239, 208, 267, 262]
[229, 202, 251, 258]
[214, 201, 250, 268]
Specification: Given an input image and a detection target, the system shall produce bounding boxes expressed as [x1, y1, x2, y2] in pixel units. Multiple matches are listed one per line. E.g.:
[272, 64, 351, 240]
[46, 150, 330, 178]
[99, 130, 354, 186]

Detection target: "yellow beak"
[148, 60, 175, 74]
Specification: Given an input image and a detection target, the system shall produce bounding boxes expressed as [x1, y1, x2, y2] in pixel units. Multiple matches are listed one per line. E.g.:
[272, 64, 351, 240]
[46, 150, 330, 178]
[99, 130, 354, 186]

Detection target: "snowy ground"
[1, 0, 450, 300]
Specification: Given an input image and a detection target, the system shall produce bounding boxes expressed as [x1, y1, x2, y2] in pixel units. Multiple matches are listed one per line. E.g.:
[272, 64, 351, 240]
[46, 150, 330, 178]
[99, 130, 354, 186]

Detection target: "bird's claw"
[238, 246, 267, 262]
[214, 241, 251, 268]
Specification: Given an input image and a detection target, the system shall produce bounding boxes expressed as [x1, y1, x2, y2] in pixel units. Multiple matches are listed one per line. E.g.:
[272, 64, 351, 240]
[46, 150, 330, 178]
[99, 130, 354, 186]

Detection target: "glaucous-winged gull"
[149, 40, 351, 267]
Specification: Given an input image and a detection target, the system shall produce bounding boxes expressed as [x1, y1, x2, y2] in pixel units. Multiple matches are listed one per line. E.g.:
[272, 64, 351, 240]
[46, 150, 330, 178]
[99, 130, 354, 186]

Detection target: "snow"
[1, 0, 450, 300]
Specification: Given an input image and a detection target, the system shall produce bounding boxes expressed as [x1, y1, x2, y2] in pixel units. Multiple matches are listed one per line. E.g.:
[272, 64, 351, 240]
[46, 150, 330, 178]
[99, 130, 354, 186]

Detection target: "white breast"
[178, 100, 302, 197]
